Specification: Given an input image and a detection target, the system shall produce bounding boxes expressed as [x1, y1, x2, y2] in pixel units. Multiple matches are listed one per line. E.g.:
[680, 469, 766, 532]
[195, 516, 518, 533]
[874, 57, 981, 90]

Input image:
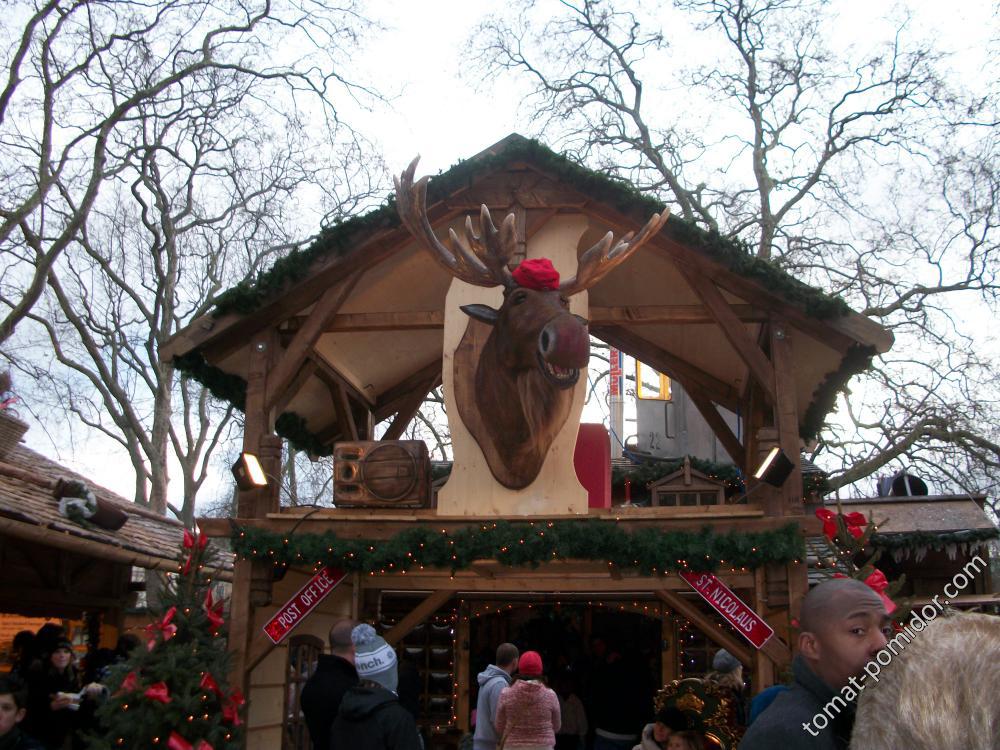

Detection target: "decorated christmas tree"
[87, 530, 244, 750]
[815, 505, 907, 620]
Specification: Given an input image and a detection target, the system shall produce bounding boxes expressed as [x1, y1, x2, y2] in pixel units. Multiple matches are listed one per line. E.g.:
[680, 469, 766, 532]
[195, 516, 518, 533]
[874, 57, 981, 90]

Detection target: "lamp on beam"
[753, 446, 795, 487]
[232, 452, 268, 491]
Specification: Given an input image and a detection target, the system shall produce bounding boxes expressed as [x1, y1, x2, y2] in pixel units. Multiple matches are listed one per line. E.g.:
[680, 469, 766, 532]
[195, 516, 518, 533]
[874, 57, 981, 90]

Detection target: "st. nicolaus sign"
[679, 571, 774, 649]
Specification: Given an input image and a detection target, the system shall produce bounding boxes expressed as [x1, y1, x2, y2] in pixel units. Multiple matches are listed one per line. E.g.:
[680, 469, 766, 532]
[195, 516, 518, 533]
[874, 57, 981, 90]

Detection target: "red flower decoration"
[203, 588, 225, 633]
[145, 606, 178, 650]
[143, 681, 172, 704]
[167, 732, 191, 750]
[194, 742, 214, 750]
[199, 672, 221, 696]
[118, 671, 139, 694]
[815, 508, 867, 540]
[222, 689, 245, 726]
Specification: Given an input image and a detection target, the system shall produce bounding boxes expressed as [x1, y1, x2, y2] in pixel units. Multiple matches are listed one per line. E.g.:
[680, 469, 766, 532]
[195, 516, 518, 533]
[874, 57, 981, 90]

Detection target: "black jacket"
[300, 654, 358, 750]
[0, 728, 46, 750]
[738, 656, 855, 750]
[329, 684, 422, 750]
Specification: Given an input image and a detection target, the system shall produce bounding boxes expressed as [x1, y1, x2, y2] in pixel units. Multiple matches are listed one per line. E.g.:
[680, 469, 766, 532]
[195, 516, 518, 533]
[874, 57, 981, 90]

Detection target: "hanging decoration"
[231, 520, 805, 575]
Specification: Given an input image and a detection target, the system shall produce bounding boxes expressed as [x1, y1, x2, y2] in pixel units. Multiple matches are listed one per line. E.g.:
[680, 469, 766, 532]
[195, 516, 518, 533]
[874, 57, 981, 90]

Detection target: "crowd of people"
[4, 582, 998, 750]
[0, 623, 138, 750]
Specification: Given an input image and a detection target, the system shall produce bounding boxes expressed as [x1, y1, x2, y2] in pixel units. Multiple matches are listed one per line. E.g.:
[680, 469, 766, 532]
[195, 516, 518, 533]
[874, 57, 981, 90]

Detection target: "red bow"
[199, 672, 222, 696]
[145, 606, 178, 651]
[167, 732, 213, 750]
[119, 671, 139, 694]
[143, 681, 172, 704]
[222, 689, 245, 726]
[203, 587, 225, 633]
[182, 528, 209, 575]
[815, 508, 867, 540]
[512, 258, 560, 291]
[833, 569, 896, 614]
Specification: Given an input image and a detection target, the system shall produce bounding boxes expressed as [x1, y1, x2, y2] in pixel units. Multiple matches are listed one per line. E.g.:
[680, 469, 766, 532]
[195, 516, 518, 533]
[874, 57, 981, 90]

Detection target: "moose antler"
[558, 210, 671, 296]
[395, 156, 517, 290]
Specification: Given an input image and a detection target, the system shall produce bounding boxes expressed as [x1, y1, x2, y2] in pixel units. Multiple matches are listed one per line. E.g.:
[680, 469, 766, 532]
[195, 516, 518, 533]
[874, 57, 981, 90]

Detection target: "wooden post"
[662, 611, 678, 685]
[230, 328, 279, 693]
[752, 567, 776, 692]
[770, 318, 803, 516]
[456, 600, 471, 732]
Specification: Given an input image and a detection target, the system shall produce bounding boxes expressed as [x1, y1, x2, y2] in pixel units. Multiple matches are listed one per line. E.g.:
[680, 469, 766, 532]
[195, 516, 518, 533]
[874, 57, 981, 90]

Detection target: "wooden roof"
[0, 444, 194, 570]
[164, 134, 893, 453]
[829, 495, 996, 534]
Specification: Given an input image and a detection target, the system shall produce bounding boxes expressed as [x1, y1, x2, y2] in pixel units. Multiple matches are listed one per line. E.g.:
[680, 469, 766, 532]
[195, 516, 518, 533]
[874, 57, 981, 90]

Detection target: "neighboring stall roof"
[0, 444, 231, 573]
[164, 133, 893, 455]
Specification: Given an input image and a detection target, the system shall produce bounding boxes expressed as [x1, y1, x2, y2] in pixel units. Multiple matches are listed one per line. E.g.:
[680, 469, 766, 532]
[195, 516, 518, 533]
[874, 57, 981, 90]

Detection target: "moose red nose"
[538, 316, 589, 368]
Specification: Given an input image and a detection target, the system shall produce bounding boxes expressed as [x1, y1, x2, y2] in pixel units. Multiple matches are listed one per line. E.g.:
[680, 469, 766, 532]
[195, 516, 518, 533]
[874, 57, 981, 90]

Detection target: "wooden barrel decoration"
[334, 440, 431, 508]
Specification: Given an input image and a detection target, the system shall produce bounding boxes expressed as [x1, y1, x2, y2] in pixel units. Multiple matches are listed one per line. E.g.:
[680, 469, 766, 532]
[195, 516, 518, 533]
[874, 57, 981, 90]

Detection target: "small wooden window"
[283, 634, 324, 750]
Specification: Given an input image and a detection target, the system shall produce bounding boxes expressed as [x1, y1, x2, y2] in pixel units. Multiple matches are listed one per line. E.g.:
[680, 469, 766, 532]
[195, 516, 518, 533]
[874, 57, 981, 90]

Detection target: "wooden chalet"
[166, 134, 897, 749]
[0, 443, 199, 651]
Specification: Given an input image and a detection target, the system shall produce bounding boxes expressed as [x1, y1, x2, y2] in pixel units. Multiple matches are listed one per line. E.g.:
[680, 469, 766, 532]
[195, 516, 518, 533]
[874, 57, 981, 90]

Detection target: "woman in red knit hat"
[495, 651, 561, 750]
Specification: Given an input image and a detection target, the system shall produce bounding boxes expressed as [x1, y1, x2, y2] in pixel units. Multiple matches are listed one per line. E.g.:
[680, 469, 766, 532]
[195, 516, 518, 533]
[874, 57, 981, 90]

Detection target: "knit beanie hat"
[712, 648, 741, 673]
[517, 650, 543, 677]
[352, 624, 398, 693]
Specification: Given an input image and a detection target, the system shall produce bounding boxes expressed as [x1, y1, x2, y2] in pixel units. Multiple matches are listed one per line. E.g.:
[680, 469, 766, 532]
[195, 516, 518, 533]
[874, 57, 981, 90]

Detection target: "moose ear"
[460, 304, 499, 326]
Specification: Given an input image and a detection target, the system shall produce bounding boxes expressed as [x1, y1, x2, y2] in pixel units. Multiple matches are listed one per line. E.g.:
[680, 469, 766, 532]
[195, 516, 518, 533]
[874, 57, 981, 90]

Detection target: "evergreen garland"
[800, 344, 877, 440]
[870, 527, 999, 551]
[211, 135, 849, 320]
[232, 520, 805, 575]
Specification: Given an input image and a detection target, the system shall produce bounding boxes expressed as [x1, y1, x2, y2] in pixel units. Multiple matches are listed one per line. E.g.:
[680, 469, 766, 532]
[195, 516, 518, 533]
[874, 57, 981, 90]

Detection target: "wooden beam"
[589, 304, 764, 326]
[382, 375, 439, 441]
[655, 589, 754, 667]
[265, 274, 362, 414]
[362, 574, 752, 593]
[311, 354, 375, 407]
[770, 319, 803, 515]
[271, 358, 317, 418]
[245, 628, 278, 675]
[680, 267, 776, 402]
[283, 310, 445, 334]
[383, 590, 453, 645]
[330, 379, 360, 442]
[683, 383, 745, 471]
[592, 324, 740, 413]
[374, 360, 443, 422]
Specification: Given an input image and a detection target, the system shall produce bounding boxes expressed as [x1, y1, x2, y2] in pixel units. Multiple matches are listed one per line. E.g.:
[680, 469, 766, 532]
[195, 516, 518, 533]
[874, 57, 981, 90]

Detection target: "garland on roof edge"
[800, 344, 877, 441]
[869, 528, 999, 551]
[210, 137, 849, 320]
[232, 520, 805, 575]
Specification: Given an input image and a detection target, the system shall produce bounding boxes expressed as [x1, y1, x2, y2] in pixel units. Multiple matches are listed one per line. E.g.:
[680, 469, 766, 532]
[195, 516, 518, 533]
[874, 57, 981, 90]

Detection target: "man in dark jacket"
[739, 578, 891, 750]
[301, 620, 358, 750]
[0, 675, 45, 750]
[330, 624, 421, 750]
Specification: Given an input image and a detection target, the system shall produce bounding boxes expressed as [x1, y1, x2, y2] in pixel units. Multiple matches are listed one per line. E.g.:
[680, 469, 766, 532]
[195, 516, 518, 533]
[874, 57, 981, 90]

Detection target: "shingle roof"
[0, 444, 189, 567]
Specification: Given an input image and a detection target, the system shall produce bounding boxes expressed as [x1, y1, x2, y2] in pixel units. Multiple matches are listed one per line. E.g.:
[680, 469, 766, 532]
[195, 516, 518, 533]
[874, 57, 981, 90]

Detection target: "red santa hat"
[512, 258, 560, 291]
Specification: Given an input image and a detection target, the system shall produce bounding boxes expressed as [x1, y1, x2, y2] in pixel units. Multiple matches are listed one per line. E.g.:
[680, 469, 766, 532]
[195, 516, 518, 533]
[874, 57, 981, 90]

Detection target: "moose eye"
[511, 291, 527, 304]
[559, 296, 570, 308]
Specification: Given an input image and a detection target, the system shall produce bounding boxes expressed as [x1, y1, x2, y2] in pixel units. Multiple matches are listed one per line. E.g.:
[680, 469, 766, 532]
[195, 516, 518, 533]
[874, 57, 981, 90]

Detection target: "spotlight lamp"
[753, 447, 795, 487]
[232, 452, 268, 490]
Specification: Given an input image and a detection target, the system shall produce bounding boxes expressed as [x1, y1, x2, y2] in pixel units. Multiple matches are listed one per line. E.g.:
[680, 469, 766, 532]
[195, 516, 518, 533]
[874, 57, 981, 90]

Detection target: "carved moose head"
[395, 157, 668, 489]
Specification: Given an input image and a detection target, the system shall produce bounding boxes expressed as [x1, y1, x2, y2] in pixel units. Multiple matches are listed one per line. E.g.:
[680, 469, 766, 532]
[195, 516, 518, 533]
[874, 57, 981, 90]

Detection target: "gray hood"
[477, 663, 512, 687]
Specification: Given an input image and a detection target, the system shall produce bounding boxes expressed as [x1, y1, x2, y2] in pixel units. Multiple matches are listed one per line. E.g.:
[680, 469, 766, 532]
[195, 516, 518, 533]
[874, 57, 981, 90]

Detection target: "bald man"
[739, 578, 891, 750]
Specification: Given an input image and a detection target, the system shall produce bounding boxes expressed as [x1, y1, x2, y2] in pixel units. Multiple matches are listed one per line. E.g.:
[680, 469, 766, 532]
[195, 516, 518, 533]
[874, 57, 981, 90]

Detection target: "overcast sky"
[23, 0, 998, 504]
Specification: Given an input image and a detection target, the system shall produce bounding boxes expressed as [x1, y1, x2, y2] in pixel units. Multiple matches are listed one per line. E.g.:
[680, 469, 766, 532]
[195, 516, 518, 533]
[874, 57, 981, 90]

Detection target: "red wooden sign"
[263, 566, 346, 645]
[609, 348, 622, 397]
[679, 571, 774, 649]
